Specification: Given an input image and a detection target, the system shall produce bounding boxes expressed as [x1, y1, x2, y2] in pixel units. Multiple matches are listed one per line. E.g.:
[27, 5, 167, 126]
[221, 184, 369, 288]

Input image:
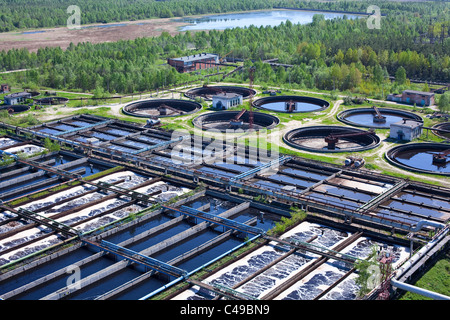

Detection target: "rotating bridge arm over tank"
[432, 149, 450, 164]
[372, 106, 386, 123]
[324, 129, 375, 149]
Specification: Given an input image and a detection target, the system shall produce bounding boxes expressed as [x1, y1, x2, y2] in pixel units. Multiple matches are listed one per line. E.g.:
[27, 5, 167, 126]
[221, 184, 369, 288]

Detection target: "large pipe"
[138, 275, 186, 301]
[396, 226, 449, 279]
[411, 220, 447, 232]
[390, 226, 449, 300]
[391, 278, 450, 300]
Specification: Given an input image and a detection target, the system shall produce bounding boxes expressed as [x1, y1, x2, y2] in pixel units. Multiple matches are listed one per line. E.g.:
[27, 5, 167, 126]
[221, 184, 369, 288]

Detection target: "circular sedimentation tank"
[253, 95, 329, 113]
[432, 122, 450, 140]
[283, 125, 381, 153]
[34, 96, 69, 105]
[29, 91, 40, 98]
[338, 107, 423, 129]
[386, 143, 450, 176]
[185, 85, 256, 101]
[123, 99, 202, 118]
[192, 110, 279, 132]
[0, 105, 30, 114]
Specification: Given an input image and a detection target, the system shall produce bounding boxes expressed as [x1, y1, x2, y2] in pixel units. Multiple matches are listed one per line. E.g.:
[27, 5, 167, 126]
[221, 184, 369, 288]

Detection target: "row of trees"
[1, 0, 448, 32]
[0, 0, 274, 32]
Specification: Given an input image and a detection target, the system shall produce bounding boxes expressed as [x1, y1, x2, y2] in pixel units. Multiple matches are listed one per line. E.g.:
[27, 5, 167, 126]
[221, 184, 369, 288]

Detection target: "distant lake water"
[178, 9, 362, 31]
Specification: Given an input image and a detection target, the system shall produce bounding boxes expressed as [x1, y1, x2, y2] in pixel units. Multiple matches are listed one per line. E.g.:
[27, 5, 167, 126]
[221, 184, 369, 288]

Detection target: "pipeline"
[396, 226, 449, 279]
[391, 278, 450, 300]
[389, 226, 450, 300]
[410, 220, 447, 232]
[138, 275, 186, 301]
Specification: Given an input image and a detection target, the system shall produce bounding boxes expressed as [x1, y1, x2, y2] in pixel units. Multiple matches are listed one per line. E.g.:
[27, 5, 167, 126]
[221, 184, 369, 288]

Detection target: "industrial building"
[389, 119, 423, 141]
[212, 92, 243, 109]
[387, 90, 435, 107]
[3, 92, 32, 105]
[0, 111, 449, 302]
[168, 53, 219, 73]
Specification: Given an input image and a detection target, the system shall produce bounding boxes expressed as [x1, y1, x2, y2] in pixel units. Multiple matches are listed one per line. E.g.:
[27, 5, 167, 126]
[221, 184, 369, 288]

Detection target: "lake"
[178, 9, 362, 31]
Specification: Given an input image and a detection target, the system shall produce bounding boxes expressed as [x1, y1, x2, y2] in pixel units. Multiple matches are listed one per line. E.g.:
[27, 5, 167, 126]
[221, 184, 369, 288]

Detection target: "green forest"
[0, 1, 449, 108]
[2, 0, 442, 32]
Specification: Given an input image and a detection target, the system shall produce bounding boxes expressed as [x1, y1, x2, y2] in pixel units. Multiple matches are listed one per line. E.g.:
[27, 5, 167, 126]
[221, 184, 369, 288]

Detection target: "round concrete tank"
[185, 85, 256, 101]
[432, 122, 450, 140]
[283, 125, 381, 153]
[192, 110, 279, 132]
[253, 95, 329, 113]
[386, 143, 450, 176]
[0, 105, 30, 114]
[34, 96, 69, 105]
[123, 99, 202, 118]
[338, 107, 423, 129]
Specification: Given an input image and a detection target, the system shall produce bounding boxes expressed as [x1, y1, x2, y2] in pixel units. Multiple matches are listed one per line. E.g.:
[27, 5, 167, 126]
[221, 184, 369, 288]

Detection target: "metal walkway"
[187, 279, 257, 300]
[83, 239, 188, 278]
[266, 235, 360, 264]
[357, 180, 409, 213]
[130, 135, 190, 155]
[0, 148, 157, 205]
[162, 205, 266, 236]
[231, 156, 292, 181]
[53, 119, 114, 136]
[0, 205, 80, 239]
[228, 179, 420, 233]
[0, 121, 444, 234]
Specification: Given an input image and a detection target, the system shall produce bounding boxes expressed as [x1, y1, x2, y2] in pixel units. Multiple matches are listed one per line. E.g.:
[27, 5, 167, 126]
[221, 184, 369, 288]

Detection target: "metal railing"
[163, 205, 266, 236]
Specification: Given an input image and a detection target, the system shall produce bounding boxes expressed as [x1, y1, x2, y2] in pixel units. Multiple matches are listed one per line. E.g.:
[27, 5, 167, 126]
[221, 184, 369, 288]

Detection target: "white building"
[212, 93, 243, 110]
[390, 119, 423, 141]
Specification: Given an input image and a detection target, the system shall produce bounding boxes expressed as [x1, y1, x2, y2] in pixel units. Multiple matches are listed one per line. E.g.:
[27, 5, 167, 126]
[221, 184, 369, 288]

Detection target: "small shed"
[212, 92, 243, 110]
[401, 90, 435, 106]
[390, 119, 423, 141]
[4, 92, 32, 105]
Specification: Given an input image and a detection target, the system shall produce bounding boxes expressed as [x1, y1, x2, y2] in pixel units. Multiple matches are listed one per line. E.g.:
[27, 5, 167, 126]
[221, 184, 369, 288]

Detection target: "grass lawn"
[399, 251, 450, 300]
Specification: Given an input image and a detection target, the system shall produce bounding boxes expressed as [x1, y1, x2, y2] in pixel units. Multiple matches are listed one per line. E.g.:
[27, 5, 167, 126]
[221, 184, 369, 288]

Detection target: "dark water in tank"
[394, 148, 450, 173]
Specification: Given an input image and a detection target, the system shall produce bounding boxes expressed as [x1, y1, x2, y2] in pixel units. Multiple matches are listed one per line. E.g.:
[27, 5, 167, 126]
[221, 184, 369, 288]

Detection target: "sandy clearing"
[0, 18, 190, 52]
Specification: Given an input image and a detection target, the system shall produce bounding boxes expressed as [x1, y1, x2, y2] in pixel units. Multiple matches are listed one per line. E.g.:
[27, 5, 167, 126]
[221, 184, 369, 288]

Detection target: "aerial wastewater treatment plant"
[0, 108, 448, 302]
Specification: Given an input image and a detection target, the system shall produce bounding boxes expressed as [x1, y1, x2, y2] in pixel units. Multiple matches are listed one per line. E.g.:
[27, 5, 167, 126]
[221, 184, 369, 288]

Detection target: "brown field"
[0, 18, 190, 52]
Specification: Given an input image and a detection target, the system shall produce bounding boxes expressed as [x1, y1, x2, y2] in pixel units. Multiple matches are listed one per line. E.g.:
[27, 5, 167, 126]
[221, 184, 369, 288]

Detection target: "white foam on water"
[4, 144, 46, 156]
[0, 137, 19, 148]
[133, 180, 191, 202]
[0, 227, 40, 253]
[172, 221, 411, 300]
[171, 244, 283, 300]
[0, 171, 146, 265]
[172, 221, 350, 300]
[18, 185, 94, 212]
[0, 230, 59, 265]
[232, 222, 351, 299]
[90, 170, 143, 184]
